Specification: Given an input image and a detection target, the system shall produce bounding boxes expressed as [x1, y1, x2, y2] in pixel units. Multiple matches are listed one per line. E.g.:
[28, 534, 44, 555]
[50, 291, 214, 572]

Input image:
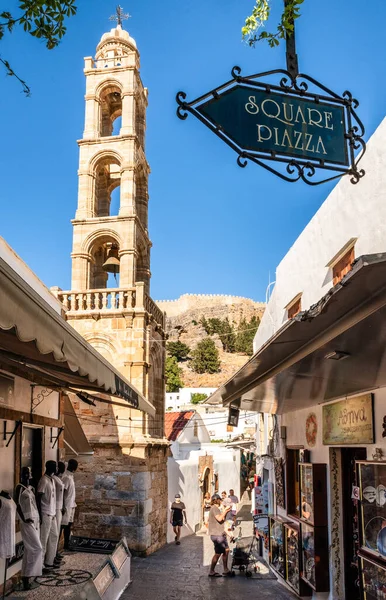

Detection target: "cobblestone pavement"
[126, 531, 297, 600]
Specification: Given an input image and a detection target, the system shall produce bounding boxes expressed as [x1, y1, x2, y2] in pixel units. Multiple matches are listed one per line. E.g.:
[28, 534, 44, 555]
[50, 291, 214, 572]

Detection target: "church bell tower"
[56, 10, 168, 553]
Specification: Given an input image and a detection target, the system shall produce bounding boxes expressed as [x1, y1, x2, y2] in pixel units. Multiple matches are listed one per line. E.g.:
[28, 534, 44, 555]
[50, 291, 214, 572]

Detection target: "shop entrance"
[341, 447, 367, 599]
[21, 425, 43, 488]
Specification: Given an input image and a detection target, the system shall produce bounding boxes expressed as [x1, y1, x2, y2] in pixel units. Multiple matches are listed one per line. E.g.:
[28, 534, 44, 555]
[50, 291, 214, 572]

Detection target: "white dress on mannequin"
[0, 496, 16, 559]
[18, 485, 43, 577]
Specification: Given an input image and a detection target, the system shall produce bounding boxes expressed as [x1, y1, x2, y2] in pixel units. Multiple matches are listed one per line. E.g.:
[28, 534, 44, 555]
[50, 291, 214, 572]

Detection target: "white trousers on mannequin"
[20, 520, 43, 577]
[40, 514, 58, 566]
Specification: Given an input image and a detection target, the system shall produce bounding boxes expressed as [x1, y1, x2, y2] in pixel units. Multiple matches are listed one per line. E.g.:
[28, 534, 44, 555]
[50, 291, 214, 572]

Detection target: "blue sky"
[0, 0, 385, 302]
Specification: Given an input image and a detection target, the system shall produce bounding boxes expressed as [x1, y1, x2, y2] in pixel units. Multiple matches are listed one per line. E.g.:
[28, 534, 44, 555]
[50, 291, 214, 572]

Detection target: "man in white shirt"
[61, 459, 78, 550]
[37, 461, 58, 572]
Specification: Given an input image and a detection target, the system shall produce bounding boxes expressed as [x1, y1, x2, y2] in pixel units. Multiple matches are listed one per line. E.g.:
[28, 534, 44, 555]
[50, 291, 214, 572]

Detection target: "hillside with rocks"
[156, 294, 265, 388]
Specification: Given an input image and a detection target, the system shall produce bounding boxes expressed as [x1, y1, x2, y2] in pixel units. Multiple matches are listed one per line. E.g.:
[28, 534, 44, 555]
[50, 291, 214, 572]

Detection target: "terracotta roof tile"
[164, 411, 195, 441]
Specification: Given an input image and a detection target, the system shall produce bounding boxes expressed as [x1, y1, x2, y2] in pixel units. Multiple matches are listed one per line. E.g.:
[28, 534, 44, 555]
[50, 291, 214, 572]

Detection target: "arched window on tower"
[93, 155, 121, 217]
[89, 237, 121, 291]
[99, 85, 122, 137]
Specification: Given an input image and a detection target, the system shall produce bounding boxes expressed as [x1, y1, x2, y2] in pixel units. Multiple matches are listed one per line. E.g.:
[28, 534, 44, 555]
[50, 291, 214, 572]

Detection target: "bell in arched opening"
[102, 244, 120, 276]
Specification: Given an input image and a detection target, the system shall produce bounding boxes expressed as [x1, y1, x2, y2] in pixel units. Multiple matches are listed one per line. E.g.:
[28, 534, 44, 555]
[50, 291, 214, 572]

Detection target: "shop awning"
[206, 254, 386, 414]
[0, 257, 155, 417]
[63, 396, 94, 456]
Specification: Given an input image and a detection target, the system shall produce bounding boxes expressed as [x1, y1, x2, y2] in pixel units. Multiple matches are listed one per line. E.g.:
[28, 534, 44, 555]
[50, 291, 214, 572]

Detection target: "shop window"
[286, 448, 301, 518]
[332, 246, 355, 285]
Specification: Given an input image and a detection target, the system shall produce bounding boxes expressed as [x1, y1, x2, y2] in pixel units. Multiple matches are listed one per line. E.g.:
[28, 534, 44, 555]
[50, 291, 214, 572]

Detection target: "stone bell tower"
[55, 13, 168, 554]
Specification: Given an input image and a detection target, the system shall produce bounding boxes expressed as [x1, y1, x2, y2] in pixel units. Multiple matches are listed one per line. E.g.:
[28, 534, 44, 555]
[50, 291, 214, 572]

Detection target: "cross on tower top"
[109, 5, 131, 26]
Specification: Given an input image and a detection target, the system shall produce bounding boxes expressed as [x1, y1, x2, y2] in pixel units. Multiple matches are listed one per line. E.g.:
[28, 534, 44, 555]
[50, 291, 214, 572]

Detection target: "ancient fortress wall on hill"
[156, 294, 265, 318]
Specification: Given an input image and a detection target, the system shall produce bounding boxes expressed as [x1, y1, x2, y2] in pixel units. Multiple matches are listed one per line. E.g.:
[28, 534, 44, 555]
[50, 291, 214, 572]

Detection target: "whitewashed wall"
[255, 117, 386, 349]
[167, 444, 241, 544]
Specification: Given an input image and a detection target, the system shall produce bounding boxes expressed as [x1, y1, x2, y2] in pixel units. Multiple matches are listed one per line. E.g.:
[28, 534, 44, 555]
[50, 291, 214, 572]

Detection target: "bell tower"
[55, 13, 168, 553]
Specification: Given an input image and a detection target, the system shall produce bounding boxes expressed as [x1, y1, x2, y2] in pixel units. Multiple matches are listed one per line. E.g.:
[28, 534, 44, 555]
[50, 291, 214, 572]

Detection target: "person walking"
[61, 459, 78, 550]
[170, 494, 186, 545]
[37, 461, 58, 572]
[228, 489, 239, 525]
[203, 492, 211, 533]
[208, 493, 232, 577]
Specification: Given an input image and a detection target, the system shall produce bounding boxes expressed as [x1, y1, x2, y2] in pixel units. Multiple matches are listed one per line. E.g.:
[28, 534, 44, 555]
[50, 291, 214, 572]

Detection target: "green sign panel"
[197, 85, 348, 166]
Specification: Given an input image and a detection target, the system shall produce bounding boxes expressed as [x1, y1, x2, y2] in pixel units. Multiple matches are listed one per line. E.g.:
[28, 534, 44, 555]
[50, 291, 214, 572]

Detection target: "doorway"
[341, 447, 367, 599]
[21, 425, 43, 488]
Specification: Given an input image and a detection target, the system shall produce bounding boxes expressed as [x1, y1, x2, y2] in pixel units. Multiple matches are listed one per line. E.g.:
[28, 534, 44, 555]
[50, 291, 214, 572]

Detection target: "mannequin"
[52, 462, 65, 565]
[0, 490, 16, 559]
[37, 461, 58, 572]
[0, 489, 16, 600]
[15, 467, 43, 590]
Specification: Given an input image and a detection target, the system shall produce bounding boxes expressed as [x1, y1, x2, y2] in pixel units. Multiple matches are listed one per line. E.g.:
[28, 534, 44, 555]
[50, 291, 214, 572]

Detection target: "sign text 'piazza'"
[177, 67, 366, 185]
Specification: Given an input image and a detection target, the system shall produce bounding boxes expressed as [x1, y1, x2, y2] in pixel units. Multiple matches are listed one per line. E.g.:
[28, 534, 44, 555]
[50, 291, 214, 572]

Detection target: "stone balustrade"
[56, 286, 165, 328]
[145, 294, 165, 329]
[57, 287, 134, 313]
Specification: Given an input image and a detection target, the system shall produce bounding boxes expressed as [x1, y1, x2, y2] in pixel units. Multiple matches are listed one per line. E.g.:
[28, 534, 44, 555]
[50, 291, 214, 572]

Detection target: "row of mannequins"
[0, 459, 78, 590]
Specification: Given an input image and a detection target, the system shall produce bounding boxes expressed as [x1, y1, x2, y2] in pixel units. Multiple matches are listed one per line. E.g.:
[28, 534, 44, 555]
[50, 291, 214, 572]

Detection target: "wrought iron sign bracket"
[50, 426, 64, 449]
[3, 420, 22, 448]
[176, 0, 365, 185]
[176, 67, 366, 185]
[31, 385, 56, 413]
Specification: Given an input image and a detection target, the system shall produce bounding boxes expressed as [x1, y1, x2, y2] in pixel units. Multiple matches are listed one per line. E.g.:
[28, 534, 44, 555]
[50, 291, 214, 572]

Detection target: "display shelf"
[357, 461, 386, 561]
[299, 463, 328, 527]
[284, 521, 311, 597]
[359, 554, 386, 600]
[269, 515, 287, 579]
[300, 523, 329, 592]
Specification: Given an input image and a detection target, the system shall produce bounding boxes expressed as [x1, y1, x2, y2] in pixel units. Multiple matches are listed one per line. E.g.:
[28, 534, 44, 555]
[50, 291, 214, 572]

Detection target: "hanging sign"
[322, 393, 374, 445]
[177, 67, 365, 185]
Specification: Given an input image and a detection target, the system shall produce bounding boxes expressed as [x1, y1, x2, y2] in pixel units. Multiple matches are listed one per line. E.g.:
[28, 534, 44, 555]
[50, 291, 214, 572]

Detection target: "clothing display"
[52, 474, 65, 535]
[0, 495, 16, 559]
[37, 475, 56, 517]
[61, 472, 76, 526]
[40, 514, 58, 567]
[37, 473, 58, 566]
[18, 485, 43, 577]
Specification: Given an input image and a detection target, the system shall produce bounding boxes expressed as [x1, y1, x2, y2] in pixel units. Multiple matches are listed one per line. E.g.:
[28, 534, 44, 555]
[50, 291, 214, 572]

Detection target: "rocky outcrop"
[157, 294, 265, 388]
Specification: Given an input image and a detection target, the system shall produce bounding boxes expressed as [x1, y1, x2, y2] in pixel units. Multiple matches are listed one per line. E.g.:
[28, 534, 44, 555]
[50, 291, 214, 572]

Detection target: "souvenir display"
[357, 461, 386, 558]
[299, 463, 327, 527]
[360, 555, 386, 600]
[269, 516, 286, 578]
[301, 524, 315, 588]
[300, 523, 329, 592]
[284, 522, 310, 596]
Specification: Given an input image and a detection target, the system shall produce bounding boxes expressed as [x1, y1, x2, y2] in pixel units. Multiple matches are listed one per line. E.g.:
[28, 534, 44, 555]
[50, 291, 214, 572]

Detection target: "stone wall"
[157, 294, 265, 318]
[73, 441, 169, 555]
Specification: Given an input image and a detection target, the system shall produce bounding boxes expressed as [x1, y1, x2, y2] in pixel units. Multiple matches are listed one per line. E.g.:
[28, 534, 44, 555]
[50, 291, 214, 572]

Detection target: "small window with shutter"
[332, 246, 355, 285]
[286, 293, 302, 320]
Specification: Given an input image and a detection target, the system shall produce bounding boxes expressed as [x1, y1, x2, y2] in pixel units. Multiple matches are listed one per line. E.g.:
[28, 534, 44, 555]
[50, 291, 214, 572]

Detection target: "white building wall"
[165, 387, 217, 411]
[177, 413, 211, 444]
[255, 116, 386, 350]
[167, 444, 241, 544]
